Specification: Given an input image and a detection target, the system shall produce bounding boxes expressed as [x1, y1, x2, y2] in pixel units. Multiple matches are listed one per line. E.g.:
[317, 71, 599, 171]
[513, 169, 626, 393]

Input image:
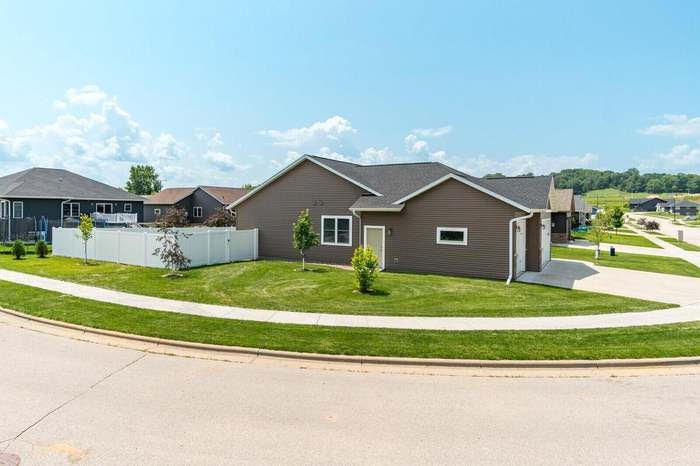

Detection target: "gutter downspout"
[506, 212, 534, 285]
[350, 209, 362, 246]
[60, 199, 72, 228]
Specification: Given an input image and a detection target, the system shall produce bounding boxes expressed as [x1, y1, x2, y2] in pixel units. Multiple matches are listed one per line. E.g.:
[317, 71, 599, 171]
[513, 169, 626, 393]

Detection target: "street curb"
[2, 307, 700, 369]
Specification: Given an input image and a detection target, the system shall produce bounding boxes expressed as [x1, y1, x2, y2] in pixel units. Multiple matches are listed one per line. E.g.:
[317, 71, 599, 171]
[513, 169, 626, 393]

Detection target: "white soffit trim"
[350, 206, 404, 212]
[228, 155, 383, 208]
[392, 174, 532, 212]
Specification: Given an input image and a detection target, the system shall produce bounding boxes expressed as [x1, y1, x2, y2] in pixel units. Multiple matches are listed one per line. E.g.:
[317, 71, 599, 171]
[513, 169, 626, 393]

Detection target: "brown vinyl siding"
[525, 212, 550, 272]
[235, 160, 365, 264]
[362, 179, 526, 280]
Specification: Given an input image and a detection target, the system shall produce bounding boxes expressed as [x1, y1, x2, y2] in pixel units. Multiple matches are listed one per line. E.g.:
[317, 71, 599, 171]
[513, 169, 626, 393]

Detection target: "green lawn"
[551, 247, 700, 278]
[658, 237, 700, 252]
[572, 230, 661, 248]
[0, 254, 669, 317]
[0, 280, 697, 360]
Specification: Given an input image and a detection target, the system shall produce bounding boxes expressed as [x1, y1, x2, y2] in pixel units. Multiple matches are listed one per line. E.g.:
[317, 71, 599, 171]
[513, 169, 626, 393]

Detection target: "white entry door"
[364, 226, 385, 270]
[515, 219, 527, 276]
[540, 218, 551, 269]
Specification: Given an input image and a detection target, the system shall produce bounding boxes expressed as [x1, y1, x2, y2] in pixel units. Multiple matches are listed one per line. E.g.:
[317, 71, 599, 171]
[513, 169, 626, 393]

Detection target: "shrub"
[351, 246, 380, 293]
[35, 240, 49, 258]
[156, 207, 189, 227]
[644, 220, 660, 231]
[11, 240, 26, 260]
[636, 217, 647, 226]
[204, 208, 236, 227]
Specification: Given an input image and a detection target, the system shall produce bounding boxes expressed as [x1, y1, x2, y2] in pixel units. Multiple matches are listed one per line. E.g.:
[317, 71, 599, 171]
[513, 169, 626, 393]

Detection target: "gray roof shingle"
[308, 155, 552, 210]
[0, 167, 145, 201]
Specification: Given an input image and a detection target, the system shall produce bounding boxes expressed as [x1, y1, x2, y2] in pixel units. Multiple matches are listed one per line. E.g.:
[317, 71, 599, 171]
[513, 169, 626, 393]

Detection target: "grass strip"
[0, 280, 697, 360]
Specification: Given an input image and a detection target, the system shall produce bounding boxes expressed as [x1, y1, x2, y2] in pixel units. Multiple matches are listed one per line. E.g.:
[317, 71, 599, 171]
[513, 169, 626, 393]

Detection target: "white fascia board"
[350, 206, 404, 212]
[228, 155, 383, 209]
[392, 174, 532, 212]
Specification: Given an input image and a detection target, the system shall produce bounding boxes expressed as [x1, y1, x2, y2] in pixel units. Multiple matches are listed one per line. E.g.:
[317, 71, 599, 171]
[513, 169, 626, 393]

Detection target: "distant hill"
[553, 168, 700, 196]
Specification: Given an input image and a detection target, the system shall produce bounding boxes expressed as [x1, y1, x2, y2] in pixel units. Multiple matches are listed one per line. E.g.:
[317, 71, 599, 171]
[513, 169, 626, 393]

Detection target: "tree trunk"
[84, 241, 88, 265]
[302, 252, 305, 271]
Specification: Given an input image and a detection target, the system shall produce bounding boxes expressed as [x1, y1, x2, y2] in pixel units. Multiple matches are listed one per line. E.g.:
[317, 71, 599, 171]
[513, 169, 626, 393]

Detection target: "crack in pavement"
[0, 353, 148, 448]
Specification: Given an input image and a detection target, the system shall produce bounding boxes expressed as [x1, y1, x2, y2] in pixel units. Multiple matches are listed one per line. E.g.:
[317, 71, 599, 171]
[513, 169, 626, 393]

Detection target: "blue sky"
[1, 0, 699, 188]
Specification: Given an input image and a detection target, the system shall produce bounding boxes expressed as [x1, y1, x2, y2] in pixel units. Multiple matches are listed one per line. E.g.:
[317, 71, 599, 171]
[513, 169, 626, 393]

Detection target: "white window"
[63, 202, 80, 218]
[0, 201, 8, 219]
[12, 201, 23, 219]
[321, 215, 352, 246]
[154, 208, 161, 216]
[96, 203, 113, 214]
[436, 227, 468, 245]
[123, 203, 132, 213]
[193, 206, 203, 218]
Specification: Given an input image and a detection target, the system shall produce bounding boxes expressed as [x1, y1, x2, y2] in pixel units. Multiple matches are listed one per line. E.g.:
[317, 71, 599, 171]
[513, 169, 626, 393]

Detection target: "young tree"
[153, 225, 191, 277]
[35, 240, 49, 258]
[291, 209, 319, 271]
[589, 211, 610, 259]
[77, 214, 94, 265]
[125, 165, 163, 195]
[11, 240, 26, 260]
[609, 206, 625, 233]
[204, 208, 236, 227]
[351, 246, 380, 293]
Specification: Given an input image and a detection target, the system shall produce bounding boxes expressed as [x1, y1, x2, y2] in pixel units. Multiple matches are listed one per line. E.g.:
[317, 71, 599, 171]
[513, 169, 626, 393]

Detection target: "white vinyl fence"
[52, 227, 258, 268]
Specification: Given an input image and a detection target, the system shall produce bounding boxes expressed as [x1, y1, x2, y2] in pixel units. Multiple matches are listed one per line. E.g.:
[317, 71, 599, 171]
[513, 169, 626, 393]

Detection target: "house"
[144, 186, 249, 223]
[231, 155, 554, 281]
[0, 167, 145, 242]
[657, 199, 699, 217]
[628, 197, 665, 212]
[573, 195, 593, 226]
[549, 189, 575, 243]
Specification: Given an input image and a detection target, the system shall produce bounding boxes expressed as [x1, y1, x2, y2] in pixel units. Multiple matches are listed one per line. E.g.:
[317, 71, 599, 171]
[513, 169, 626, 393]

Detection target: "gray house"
[231, 155, 554, 281]
[629, 197, 665, 212]
[0, 167, 145, 242]
[549, 189, 575, 243]
[657, 199, 699, 217]
[144, 186, 249, 223]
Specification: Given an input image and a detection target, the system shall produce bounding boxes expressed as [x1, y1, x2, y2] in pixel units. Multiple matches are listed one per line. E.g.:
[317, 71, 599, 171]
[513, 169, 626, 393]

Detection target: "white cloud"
[0, 86, 252, 187]
[258, 115, 357, 147]
[411, 126, 452, 138]
[444, 153, 599, 176]
[359, 147, 397, 164]
[404, 134, 429, 154]
[639, 114, 700, 138]
[641, 144, 700, 171]
[52, 100, 67, 110]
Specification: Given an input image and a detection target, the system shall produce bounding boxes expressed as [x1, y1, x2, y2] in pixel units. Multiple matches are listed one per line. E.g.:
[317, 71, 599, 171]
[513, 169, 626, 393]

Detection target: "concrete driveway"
[518, 259, 700, 305]
[1, 321, 700, 465]
[629, 213, 700, 246]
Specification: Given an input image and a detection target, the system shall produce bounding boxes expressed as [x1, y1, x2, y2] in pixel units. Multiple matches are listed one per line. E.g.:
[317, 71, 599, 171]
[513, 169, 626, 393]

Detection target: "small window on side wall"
[124, 203, 132, 213]
[436, 227, 468, 245]
[12, 201, 24, 219]
[193, 206, 203, 218]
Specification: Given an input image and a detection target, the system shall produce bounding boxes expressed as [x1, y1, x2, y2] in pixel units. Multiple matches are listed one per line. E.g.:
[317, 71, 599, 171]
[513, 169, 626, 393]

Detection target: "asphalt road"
[1, 322, 699, 465]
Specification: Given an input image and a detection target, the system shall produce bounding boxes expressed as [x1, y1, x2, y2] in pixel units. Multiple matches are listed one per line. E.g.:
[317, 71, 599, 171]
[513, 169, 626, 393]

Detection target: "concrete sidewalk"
[1, 268, 699, 331]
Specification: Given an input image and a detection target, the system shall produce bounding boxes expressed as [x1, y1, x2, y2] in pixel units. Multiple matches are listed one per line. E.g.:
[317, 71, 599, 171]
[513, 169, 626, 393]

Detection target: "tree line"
[552, 168, 700, 195]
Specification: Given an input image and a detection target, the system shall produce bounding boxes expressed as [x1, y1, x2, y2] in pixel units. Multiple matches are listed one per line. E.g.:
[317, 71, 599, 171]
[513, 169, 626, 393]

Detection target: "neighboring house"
[657, 199, 699, 217]
[231, 155, 554, 281]
[573, 195, 593, 226]
[0, 167, 145, 242]
[549, 189, 575, 243]
[628, 197, 665, 212]
[144, 186, 249, 223]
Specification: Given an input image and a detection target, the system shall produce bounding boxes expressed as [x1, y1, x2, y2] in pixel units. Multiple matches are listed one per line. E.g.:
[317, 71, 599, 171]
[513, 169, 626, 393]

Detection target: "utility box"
[678, 230, 684, 242]
[610, 246, 616, 256]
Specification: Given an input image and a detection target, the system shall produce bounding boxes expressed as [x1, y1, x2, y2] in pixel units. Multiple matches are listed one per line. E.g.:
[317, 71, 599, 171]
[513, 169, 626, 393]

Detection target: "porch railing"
[91, 212, 138, 224]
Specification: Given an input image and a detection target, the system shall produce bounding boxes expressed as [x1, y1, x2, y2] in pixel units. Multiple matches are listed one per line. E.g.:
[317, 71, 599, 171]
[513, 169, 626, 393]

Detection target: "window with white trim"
[96, 203, 113, 214]
[0, 201, 8, 219]
[64, 202, 80, 217]
[123, 203, 132, 213]
[154, 208, 161, 216]
[12, 201, 23, 219]
[321, 215, 352, 246]
[436, 227, 468, 245]
[193, 206, 203, 218]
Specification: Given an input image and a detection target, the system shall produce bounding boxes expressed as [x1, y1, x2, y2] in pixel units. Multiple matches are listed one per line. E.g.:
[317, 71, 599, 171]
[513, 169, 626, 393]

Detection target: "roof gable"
[145, 187, 197, 205]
